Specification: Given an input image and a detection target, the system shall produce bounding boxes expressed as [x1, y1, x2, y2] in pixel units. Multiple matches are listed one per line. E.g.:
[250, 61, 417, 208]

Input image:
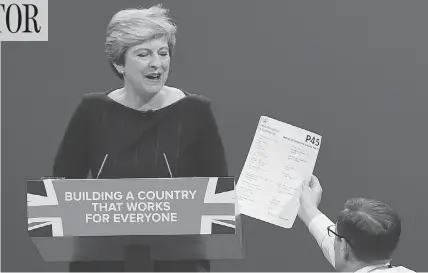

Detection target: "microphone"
[163, 153, 173, 178]
[96, 154, 109, 179]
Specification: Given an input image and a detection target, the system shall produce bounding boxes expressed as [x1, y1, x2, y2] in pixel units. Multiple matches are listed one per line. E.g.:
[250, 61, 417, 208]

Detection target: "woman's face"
[121, 36, 170, 95]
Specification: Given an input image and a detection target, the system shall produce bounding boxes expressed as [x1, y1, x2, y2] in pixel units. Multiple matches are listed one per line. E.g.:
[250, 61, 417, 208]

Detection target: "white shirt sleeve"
[308, 213, 336, 268]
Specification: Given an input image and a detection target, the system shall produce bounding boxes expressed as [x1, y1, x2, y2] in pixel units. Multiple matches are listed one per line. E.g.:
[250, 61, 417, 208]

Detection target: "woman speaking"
[53, 4, 228, 272]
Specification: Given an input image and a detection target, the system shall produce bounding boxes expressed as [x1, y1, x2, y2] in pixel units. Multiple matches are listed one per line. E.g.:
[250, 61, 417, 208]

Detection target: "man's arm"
[298, 175, 335, 268]
[301, 206, 336, 267]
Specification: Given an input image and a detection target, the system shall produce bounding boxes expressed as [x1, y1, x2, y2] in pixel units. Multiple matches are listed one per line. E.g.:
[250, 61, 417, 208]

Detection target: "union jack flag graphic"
[27, 179, 64, 237]
[200, 177, 237, 234]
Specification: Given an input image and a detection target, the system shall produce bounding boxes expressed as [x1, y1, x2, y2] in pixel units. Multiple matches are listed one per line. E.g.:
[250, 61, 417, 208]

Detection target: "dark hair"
[336, 198, 401, 263]
[105, 5, 177, 80]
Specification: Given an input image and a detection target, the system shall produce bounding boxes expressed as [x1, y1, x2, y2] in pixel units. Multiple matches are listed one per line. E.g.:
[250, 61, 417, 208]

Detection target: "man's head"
[332, 198, 402, 271]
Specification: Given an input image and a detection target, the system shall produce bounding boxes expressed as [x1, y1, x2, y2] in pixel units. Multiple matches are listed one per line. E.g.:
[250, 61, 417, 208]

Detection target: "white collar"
[355, 262, 391, 273]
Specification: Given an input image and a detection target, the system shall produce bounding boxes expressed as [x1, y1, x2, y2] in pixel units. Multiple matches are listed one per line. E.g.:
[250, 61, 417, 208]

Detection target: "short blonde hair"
[105, 4, 177, 66]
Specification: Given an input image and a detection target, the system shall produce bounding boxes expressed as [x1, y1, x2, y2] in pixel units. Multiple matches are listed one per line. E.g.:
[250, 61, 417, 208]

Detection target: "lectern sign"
[27, 177, 237, 237]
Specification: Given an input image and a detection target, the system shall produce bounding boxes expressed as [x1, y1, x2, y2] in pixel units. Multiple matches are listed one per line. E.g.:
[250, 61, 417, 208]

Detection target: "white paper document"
[236, 116, 322, 228]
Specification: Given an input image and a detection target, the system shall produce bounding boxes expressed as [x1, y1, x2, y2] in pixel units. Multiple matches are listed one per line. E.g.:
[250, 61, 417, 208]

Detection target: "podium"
[27, 177, 244, 271]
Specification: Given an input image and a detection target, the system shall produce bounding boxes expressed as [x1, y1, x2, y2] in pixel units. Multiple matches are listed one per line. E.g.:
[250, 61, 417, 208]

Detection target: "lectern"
[27, 177, 244, 271]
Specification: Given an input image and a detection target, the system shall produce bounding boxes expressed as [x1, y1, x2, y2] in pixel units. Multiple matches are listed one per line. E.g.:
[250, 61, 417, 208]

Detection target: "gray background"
[2, 0, 427, 271]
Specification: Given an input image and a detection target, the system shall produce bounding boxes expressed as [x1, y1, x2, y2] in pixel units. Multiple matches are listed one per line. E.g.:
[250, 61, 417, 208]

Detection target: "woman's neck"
[109, 84, 185, 111]
[120, 83, 164, 111]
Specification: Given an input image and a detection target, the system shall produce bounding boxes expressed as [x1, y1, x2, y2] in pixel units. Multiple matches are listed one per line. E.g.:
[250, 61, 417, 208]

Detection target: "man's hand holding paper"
[236, 116, 322, 228]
